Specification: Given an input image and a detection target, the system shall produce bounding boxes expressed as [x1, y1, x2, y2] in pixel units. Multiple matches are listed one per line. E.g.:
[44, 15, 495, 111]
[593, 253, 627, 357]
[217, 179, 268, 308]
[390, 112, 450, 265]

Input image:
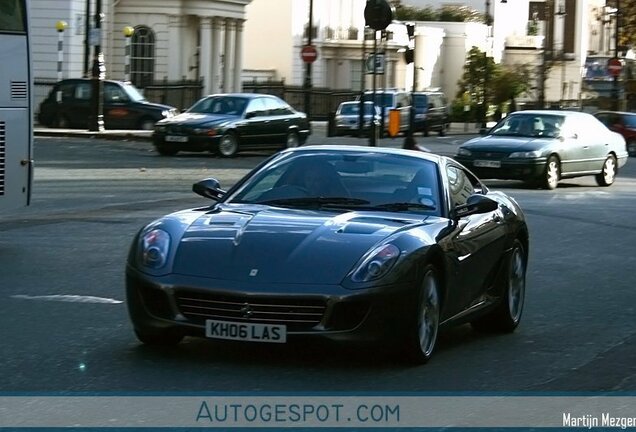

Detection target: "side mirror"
[479, 127, 489, 136]
[452, 194, 498, 219]
[245, 111, 256, 119]
[192, 178, 226, 201]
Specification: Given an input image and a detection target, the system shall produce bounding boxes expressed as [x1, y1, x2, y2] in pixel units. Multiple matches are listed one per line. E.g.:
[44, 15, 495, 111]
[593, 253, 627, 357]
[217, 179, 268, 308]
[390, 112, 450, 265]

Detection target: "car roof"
[595, 110, 636, 116]
[56, 78, 128, 85]
[508, 110, 586, 117]
[201, 93, 279, 99]
[285, 144, 446, 165]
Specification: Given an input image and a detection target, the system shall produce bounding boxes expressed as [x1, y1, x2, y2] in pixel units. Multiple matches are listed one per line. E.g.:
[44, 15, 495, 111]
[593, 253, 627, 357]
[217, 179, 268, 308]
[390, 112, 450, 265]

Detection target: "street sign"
[365, 53, 385, 74]
[608, 58, 622, 77]
[300, 45, 318, 63]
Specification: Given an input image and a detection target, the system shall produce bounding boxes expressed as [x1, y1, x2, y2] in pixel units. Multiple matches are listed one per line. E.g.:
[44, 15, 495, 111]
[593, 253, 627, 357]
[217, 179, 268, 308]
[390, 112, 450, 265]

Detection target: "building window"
[131, 26, 155, 88]
[351, 60, 363, 91]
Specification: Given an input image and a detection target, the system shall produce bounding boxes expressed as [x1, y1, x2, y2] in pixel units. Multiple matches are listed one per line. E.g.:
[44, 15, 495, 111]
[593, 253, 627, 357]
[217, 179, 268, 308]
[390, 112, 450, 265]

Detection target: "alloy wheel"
[545, 157, 560, 189]
[418, 269, 440, 358]
[219, 134, 238, 157]
[286, 132, 300, 148]
[508, 246, 526, 324]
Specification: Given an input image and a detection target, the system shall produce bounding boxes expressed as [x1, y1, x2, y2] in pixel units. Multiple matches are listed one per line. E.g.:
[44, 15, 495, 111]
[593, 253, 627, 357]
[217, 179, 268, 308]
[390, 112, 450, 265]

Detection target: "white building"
[30, 0, 252, 109]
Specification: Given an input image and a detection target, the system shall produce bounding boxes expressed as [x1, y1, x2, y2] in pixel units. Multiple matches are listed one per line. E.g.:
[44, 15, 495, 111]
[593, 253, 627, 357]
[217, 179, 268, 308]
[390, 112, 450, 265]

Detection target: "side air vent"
[10, 81, 28, 99]
[0, 122, 5, 195]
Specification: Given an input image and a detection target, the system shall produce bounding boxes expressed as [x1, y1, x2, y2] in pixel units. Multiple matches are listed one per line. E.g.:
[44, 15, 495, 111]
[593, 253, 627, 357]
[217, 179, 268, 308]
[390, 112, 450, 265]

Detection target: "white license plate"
[205, 319, 287, 343]
[474, 159, 501, 168]
[165, 135, 188, 143]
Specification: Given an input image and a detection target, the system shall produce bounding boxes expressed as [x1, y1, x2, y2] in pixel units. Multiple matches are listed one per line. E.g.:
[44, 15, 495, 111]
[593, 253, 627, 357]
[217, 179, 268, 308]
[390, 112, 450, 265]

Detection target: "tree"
[607, 0, 636, 49]
[491, 65, 532, 111]
[455, 46, 497, 120]
[394, 4, 480, 22]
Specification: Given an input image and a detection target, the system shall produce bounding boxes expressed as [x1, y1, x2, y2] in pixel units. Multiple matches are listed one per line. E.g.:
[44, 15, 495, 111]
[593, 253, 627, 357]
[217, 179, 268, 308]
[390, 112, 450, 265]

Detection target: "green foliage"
[490, 64, 531, 106]
[394, 4, 480, 22]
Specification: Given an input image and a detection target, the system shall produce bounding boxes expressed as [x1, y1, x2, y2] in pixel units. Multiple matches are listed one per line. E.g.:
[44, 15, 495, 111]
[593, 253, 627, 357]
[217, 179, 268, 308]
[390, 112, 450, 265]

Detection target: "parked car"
[413, 90, 450, 136]
[594, 110, 636, 157]
[358, 89, 411, 134]
[454, 110, 629, 189]
[334, 101, 380, 136]
[38, 78, 178, 130]
[126, 145, 529, 363]
[152, 93, 311, 157]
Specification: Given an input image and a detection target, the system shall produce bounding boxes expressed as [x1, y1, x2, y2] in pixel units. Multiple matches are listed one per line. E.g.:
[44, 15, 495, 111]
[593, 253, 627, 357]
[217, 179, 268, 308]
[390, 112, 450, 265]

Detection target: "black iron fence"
[34, 78, 360, 120]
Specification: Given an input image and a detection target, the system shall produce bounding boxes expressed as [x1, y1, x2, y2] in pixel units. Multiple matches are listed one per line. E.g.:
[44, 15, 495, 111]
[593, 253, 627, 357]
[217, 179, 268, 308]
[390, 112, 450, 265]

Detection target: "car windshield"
[339, 103, 375, 116]
[188, 96, 248, 115]
[122, 83, 147, 102]
[227, 151, 442, 216]
[623, 115, 636, 128]
[489, 114, 565, 138]
[413, 95, 428, 108]
[361, 93, 395, 108]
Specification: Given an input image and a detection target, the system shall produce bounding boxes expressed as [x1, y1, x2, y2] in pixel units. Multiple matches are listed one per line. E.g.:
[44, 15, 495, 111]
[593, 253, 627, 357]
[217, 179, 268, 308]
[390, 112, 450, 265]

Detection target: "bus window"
[0, 0, 26, 33]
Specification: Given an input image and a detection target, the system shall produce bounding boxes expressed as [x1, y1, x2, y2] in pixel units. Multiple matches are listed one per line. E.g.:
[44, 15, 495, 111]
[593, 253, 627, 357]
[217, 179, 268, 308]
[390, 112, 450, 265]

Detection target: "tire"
[55, 114, 70, 129]
[422, 123, 430, 137]
[286, 131, 300, 148]
[438, 124, 446, 137]
[218, 132, 239, 158]
[134, 327, 183, 346]
[628, 139, 636, 157]
[541, 155, 560, 190]
[403, 265, 441, 364]
[595, 155, 617, 187]
[138, 117, 156, 131]
[472, 239, 526, 333]
[155, 145, 178, 156]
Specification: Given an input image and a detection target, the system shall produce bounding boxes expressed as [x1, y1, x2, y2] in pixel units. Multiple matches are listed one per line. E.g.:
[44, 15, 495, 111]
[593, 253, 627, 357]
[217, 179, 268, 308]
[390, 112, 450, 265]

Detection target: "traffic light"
[364, 0, 394, 31]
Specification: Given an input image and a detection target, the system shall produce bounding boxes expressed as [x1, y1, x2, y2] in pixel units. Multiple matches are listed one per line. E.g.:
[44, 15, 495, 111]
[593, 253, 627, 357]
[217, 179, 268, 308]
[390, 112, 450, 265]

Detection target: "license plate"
[165, 135, 188, 143]
[205, 319, 287, 343]
[474, 159, 501, 168]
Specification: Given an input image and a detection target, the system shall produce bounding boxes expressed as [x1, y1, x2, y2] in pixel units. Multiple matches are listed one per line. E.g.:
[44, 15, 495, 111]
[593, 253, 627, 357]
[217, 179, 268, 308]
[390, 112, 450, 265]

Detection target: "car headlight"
[456, 148, 472, 157]
[193, 128, 218, 136]
[154, 125, 166, 133]
[351, 244, 401, 283]
[509, 150, 543, 158]
[161, 110, 172, 118]
[140, 229, 170, 269]
[415, 113, 426, 120]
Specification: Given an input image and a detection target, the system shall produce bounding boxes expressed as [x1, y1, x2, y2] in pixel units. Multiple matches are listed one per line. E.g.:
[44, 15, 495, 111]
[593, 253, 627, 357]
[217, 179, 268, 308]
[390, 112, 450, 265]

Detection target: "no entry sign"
[301, 45, 318, 63]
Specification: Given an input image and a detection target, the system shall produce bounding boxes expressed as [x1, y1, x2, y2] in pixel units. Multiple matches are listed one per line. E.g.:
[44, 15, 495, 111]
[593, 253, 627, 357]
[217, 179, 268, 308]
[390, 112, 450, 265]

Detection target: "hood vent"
[0, 122, 5, 195]
[10, 81, 28, 100]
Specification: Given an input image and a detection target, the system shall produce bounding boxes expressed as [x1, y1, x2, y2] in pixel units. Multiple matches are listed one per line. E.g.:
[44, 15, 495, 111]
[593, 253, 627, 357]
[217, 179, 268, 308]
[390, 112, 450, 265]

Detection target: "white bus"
[0, 0, 33, 211]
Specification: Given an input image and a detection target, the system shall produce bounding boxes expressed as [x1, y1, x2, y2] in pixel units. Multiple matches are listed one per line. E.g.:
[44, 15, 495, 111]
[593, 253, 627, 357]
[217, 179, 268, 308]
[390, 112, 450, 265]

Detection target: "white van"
[358, 89, 411, 134]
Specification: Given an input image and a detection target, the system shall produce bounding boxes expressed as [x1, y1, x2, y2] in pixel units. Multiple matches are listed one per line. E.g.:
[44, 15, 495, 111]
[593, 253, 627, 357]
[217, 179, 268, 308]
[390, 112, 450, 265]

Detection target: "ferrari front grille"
[175, 290, 326, 331]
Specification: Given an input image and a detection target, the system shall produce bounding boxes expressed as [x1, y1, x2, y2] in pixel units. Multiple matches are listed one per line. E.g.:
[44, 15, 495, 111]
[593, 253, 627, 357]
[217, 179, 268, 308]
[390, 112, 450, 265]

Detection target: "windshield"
[413, 94, 429, 108]
[623, 115, 636, 128]
[188, 96, 248, 115]
[227, 151, 441, 216]
[339, 103, 376, 116]
[122, 83, 147, 102]
[489, 114, 565, 138]
[361, 93, 395, 108]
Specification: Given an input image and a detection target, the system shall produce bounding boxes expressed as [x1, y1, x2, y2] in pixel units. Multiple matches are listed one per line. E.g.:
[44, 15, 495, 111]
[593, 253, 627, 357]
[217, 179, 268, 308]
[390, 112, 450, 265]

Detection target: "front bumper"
[454, 156, 547, 181]
[152, 133, 221, 153]
[126, 266, 418, 343]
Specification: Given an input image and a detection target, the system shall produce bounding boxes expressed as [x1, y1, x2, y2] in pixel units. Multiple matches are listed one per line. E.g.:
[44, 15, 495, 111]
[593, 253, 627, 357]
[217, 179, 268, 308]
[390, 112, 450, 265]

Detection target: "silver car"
[454, 110, 629, 189]
[334, 101, 381, 136]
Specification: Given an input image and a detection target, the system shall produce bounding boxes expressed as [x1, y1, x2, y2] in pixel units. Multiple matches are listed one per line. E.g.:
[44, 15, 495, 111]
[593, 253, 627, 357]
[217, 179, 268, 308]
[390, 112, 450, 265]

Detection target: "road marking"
[11, 294, 123, 304]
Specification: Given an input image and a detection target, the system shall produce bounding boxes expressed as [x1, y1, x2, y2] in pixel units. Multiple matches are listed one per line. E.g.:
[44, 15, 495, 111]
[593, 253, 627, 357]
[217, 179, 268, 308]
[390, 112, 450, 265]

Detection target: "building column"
[211, 17, 222, 94]
[200, 17, 213, 95]
[168, 15, 186, 80]
[233, 19, 245, 92]
[223, 18, 235, 92]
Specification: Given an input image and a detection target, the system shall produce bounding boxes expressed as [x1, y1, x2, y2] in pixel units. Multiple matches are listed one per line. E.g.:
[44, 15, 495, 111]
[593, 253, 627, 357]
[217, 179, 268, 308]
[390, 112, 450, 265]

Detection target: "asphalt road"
[1, 133, 636, 393]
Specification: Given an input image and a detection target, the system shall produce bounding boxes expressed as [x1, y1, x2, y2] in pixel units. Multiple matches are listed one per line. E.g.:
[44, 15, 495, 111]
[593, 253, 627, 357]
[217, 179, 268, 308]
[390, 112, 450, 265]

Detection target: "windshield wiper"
[367, 202, 436, 212]
[255, 197, 370, 208]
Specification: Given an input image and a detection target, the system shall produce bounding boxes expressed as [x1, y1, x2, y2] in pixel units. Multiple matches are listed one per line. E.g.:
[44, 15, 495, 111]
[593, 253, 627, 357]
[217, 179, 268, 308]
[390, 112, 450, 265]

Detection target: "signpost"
[365, 53, 385, 74]
[301, 45, 318, 63]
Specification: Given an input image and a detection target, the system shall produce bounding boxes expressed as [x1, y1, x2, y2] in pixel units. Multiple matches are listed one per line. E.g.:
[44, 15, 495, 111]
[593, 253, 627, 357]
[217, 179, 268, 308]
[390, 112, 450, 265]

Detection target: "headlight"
[351, 244, 401, 283]
[415, 114, 426, 120]
[154, 125, 166, 133]
[456, 148, 472, 157]
[140, 229, 170, 269]
[193, 128, 218, 136]
[161, 110, 172, 118]
[509, 150, 543, 158]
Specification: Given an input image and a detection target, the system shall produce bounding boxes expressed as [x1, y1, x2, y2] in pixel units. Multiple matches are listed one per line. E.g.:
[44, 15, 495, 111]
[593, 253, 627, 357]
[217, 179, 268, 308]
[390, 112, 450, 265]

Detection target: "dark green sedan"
[152, 93, 311, 157]
[454, 110, 629, 189]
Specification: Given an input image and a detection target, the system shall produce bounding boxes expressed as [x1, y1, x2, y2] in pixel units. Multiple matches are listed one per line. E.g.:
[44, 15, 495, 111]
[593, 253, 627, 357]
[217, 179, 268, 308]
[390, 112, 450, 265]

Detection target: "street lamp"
[612, 0, 621, 111]
[481, 0, 492, 132]
[55, 20, 67, 82]
[403, 23, 416, 150]
[123, 26, 135, 82]
[87, 0, 105, 132]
